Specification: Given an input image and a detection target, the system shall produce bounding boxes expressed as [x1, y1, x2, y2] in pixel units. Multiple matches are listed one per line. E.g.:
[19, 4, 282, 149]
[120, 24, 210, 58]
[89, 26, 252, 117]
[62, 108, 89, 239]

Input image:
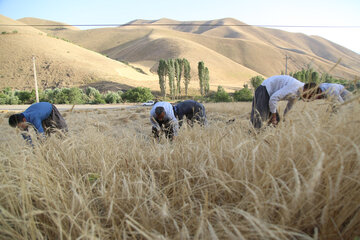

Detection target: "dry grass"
[0, 99, 360, 239]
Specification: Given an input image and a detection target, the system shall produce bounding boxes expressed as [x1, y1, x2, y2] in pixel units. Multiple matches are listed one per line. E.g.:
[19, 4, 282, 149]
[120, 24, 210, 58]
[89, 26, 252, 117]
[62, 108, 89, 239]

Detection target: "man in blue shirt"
[8, 102, 68, 143]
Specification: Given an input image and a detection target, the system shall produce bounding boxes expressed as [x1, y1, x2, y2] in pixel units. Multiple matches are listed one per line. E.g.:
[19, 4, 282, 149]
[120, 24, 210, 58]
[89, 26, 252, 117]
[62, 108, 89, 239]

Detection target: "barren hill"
[0, 15, 158, 91]
[18, 17, 80, 31]
[1, 15, 359, 94]
[36, 17, 359, 83]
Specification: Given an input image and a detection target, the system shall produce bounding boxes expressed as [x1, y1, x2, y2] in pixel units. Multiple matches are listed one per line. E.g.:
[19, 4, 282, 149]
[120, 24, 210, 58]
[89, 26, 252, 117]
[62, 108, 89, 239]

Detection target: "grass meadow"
[0, 99, 359, 239]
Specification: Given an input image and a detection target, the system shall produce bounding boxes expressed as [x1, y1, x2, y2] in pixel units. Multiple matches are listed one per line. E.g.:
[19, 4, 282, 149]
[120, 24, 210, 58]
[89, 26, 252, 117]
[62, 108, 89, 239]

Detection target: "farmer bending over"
[174, 100, 208, 127]
[303, 82, 352, 103]
[9, 102, 68, 144]
[150, 101, 179, 141]
[251, 75, 304, 128]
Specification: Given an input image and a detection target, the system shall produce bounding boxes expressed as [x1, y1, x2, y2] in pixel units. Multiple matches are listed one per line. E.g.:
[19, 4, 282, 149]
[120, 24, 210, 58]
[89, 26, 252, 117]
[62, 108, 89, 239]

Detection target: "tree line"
[1, 66, 356, 105]
[157, 58, 191, 98]
[157, 58, 210, 99]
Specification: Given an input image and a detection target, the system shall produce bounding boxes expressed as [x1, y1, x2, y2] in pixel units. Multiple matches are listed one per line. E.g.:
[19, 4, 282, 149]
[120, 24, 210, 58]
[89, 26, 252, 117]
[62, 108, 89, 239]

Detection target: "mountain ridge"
[0, 15, 358, 93]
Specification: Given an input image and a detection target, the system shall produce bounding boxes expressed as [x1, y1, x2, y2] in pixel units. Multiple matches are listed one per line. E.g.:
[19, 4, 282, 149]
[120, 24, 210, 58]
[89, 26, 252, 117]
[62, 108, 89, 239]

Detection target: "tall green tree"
[198, 61, 205, 96]
[183, 58, 191, 96]
[167, 59, 176, 99]
[157, 59, 167, 98]
[175, 58, 183, 96]
[204, 67, 210, 95]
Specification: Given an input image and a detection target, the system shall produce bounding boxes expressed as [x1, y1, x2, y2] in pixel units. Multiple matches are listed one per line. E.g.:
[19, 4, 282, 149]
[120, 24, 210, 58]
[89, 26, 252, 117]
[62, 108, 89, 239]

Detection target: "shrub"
[0, 88, 20, 104]
[86, 87, 105, 104]
[250, 76, 265, 90]
[105, 92, 122, 104]
[64, 88, 86, 104]
[0, 93, 7, 104]
[15, 90, 33, 104]
[122, 87, 154, 103]
[213, 86, 232, 102]
[6, 95, 19, 105]
[40, 88, 87, 104]
[85, 87, 100, 98]
[233, 84, 253, 102]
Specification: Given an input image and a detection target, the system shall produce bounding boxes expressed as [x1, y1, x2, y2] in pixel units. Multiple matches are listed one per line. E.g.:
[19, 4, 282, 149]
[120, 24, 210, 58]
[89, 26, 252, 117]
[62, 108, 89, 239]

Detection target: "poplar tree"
[167, 59, 176, 99]
[204, 67, 210, 95]
[198, 61, 205, 96]
[183, 59, 191, 96]
[157, 59, 167, 98]
[175, 59, 183, 96]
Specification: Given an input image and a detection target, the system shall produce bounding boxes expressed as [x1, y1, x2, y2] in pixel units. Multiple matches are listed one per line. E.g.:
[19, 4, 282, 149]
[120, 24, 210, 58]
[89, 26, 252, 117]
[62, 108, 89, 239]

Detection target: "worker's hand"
[271, 113, 278, 125]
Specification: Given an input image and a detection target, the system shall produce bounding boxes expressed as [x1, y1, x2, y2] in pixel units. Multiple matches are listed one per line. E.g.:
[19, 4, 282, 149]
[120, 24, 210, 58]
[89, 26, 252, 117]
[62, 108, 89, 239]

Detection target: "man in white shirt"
[150, 101, 179, 140]
[251, 75, 305, 129]
[303, 82, 351, 103]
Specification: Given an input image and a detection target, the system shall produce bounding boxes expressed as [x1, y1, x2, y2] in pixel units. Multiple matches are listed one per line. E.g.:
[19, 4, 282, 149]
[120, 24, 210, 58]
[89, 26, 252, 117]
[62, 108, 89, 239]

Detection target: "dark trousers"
[42, 104, 68, 136]
[250, 86, 280, 129]
[175, 100, 207, 127]
[152, 121, 174, 140]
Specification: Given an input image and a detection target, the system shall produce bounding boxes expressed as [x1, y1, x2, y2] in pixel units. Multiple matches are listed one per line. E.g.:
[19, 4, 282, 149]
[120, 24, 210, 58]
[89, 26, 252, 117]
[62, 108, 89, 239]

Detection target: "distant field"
[0, 100, 359, 239]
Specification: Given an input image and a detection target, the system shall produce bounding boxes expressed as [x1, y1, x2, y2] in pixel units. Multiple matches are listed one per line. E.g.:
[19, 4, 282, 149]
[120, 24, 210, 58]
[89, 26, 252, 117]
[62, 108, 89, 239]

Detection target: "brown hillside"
[0, 15, 158, 91]
[102, 28, 261, 90]
[2, 15, 360, 94]
[164, 18, 360, 76]
[18, 17, 80, 31]
[43, 17, 359, 83]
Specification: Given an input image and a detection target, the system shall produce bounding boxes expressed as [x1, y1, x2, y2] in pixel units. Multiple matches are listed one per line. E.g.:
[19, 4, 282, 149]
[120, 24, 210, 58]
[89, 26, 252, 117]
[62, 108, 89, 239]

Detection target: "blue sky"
[1, 0, 359, 53]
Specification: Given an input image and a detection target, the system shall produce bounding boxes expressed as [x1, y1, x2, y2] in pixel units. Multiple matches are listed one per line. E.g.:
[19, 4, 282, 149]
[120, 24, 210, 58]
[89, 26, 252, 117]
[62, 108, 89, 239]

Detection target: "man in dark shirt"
[8, 102, 68, 143]
[174, 100, 207, 127]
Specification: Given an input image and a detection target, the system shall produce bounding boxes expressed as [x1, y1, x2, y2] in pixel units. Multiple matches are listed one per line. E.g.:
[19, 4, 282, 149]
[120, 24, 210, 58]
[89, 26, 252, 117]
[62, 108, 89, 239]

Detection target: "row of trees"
[157, 58, 191, 98]
[0, 87, 153, 105]
[2, 67, 355, 105]
[158, 58, 211, 99]
[158, 62, 356, 101]
[289, 68, 348, 84]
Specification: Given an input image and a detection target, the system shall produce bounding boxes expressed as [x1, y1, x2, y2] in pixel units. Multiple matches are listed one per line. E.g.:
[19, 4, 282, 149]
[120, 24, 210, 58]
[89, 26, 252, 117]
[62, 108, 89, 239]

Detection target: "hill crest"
[1, 15, 359, 93]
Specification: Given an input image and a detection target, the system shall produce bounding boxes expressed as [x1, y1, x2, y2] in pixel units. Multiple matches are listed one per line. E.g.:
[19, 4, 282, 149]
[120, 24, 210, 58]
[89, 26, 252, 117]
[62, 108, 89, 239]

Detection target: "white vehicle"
[142, 100, 155, 106]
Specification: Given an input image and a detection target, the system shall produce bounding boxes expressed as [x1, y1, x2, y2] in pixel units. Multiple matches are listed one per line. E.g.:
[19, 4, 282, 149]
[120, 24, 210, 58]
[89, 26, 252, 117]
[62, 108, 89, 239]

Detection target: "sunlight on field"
[0, 100, 359, 239]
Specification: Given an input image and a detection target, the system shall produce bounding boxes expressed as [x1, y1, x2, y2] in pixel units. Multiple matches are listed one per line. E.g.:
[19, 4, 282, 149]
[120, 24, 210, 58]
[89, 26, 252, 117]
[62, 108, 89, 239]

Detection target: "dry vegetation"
[0, 99, 359, 240]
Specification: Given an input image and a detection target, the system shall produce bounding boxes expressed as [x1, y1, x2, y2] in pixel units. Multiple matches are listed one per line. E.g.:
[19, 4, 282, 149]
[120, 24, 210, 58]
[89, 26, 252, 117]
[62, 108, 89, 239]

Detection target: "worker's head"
[155, 106, 166, 121]
[302, 83, 323, 100]
[9, 114, 28, 130]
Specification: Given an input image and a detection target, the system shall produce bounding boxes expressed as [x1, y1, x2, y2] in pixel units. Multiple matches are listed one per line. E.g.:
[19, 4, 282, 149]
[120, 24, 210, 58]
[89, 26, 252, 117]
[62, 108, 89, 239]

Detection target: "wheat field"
[0, 99, 359, 239]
